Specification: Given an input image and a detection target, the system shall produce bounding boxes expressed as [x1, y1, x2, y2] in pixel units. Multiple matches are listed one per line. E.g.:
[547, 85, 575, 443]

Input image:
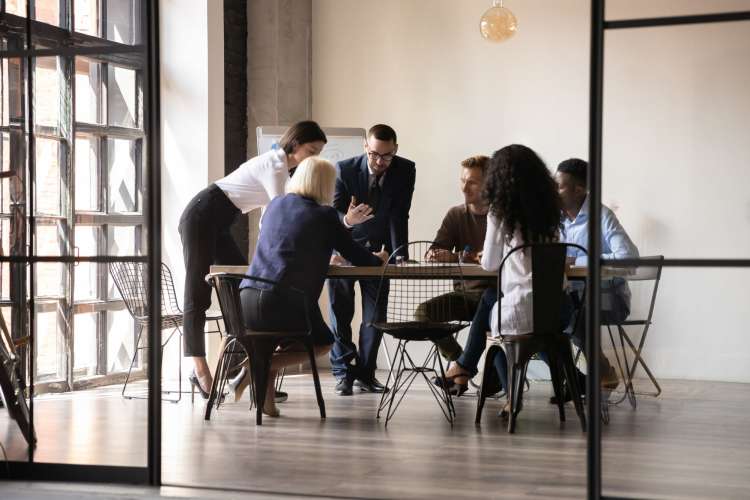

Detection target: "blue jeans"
[457, 288, 575, 392]
[455, 288, 502, 379]
[328, 278, 389, 381]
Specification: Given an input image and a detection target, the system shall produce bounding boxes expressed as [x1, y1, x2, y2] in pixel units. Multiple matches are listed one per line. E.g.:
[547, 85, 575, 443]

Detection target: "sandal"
[432, 366, 471, 397]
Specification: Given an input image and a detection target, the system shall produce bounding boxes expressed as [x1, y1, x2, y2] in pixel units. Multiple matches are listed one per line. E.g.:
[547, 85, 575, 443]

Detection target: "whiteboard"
[256, 126, 365, 164]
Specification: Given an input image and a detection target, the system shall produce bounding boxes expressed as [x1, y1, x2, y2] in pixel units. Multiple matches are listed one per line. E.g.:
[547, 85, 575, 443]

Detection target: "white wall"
[160, 0, 224, 368]
[312, 0, 750, 382]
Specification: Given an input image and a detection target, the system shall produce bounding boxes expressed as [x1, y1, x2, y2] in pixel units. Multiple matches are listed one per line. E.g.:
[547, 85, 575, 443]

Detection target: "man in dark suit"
[328, 124, 416, 396]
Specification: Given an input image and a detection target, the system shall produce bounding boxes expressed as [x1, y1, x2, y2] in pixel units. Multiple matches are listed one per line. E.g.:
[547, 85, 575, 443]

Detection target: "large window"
[1, 0, 146, 392]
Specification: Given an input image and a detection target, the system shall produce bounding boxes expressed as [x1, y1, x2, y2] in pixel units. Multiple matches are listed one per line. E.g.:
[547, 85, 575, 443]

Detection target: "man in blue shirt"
[556, 158, 639, 393]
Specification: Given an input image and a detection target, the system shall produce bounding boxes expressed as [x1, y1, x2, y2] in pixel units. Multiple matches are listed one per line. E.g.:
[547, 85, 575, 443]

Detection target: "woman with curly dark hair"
[434, 145, 562, 414]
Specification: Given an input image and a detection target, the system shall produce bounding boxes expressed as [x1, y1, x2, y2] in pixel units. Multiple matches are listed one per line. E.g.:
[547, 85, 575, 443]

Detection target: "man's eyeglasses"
[366, 149, 396, 163]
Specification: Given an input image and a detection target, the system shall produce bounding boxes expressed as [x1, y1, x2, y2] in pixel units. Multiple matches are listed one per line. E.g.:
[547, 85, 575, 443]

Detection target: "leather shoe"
[354, 376, 388, 393]
[335, 377, 353, 396]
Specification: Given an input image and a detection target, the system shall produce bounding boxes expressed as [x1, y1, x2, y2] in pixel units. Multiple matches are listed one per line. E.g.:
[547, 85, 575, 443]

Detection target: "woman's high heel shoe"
[188, 369, 211, 402]
[263, 404, 281, 418]
[229, 366, 289, 403]
[228, 366, 250, 402]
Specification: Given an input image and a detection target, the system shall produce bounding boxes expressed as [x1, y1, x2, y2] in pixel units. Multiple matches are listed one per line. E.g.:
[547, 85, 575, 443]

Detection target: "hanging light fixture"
[479, 0, 517, 42]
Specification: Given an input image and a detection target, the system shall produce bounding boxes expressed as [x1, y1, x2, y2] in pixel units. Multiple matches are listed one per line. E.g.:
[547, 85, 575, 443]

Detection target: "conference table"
[207, 263, 633, 388]
[208, 263, 620, 280]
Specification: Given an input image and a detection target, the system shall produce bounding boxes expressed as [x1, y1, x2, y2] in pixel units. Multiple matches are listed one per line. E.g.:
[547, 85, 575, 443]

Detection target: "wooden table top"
[207, 264, 622, 280]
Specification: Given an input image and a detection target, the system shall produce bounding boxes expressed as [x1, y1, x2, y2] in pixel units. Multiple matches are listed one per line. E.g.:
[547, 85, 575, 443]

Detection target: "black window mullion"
[62, 0, 72, 31]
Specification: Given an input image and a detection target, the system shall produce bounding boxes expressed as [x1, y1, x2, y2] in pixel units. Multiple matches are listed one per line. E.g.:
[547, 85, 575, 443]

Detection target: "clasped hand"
[425, 248, 481, 264]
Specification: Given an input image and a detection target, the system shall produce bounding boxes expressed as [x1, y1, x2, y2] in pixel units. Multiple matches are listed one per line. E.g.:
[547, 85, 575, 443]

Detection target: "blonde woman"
[238, 157, 387, 417]
[180, 121, 327, 397]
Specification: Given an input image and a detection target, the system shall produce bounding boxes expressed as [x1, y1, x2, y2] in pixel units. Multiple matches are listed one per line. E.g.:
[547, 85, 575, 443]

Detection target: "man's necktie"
[368, 175, 382, 213]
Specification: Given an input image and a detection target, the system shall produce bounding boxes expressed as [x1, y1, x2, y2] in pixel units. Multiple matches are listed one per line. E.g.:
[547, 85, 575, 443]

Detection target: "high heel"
[228, 366, 250, 402]
[229, 365, 289, 403]
[263, 404, 281, 418]
[188, 369, 210, 402]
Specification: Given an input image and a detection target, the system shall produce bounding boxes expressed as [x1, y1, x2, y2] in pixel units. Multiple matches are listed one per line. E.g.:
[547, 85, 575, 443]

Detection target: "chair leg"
[304, 338, 326, 419]
[205, 337, 229, 420]
[175, 328, 183, 404]
[242, 337, 275, 425]
[547, 353, 566, 423]
[375, 340, 402, 419]
[429, 346, 455, 426]
[122, 325, 144, 399]
[380, 341, 416, 426]
[475, 344, 500, 424]
[507, 356, 530, 434]
[613, 325, 637, 409]
[604, 325, 630, 407]
[384, 342, 413, 426]
[507, 363, 521, 434]
[381, 335, 393, 371]
[620, 324, 662, 398]
[560, 341, 586, 432]
[377, 338, 402, 415]
[275, 368, 286, 394]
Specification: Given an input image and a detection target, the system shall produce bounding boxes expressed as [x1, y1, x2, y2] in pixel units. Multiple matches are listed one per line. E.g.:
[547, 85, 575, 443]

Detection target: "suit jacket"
[241, 193, 382, 301]
[333, 154, 416, 257]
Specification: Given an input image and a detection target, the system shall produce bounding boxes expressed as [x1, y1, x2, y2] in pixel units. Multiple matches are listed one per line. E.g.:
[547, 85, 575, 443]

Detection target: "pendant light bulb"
[479, 0, 517, 42]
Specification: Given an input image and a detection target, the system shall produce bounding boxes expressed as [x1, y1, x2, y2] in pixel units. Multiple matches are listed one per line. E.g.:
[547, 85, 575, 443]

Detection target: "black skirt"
[240, 287, 334, 346]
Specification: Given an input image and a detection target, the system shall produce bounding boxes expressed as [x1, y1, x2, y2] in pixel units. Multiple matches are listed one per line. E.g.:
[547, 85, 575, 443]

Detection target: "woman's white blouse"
[214, 148, 288, 213]
[480, 214, 533, 336]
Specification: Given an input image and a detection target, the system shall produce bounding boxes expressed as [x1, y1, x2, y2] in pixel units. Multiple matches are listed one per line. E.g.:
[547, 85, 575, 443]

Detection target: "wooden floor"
[2, 373, 750, 499]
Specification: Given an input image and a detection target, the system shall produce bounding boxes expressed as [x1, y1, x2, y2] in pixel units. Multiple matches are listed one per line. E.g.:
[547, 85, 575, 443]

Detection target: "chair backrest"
[498, 242, 588, 337]
[205, 273, 246, 338]
[109, 261, 149, 321]
[375, 240, 470, 326]
[109, 262, 182, 322]
[616, 254, 664, 323]
[205, 273, 311, 337]
[159, 263, 183, 317]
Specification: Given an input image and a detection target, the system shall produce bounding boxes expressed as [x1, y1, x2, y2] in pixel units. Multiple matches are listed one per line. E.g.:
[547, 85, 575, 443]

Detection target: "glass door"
[1, 0, 156, 479]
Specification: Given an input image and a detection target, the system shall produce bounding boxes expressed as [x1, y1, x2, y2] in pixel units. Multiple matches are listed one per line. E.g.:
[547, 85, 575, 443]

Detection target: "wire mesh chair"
[373, 241, 471, 426]
[475, 243, 587, 433]
[109, 261, 223, 402]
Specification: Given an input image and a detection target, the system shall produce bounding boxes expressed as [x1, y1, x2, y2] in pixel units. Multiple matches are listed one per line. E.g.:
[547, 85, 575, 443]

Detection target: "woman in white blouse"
[436, 144, 563, 414]
[178, 121, 329, 398]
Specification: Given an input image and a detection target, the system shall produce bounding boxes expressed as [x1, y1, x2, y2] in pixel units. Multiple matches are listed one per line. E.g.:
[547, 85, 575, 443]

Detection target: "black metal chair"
[603, 255, 664, 409]
[372, 241, 471, 426]
[109, 261, 223, 402]
[475, 243, 587, 433]
[205, 272, 325, 425]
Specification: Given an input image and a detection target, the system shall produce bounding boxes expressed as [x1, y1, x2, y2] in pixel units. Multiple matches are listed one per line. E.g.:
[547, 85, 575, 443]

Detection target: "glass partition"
[597, 8, 750, 498]
[1, 0, 154, 479]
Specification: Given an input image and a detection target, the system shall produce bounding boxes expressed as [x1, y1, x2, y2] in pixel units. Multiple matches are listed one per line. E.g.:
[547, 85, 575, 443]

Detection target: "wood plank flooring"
[2, 374, 749, 499]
